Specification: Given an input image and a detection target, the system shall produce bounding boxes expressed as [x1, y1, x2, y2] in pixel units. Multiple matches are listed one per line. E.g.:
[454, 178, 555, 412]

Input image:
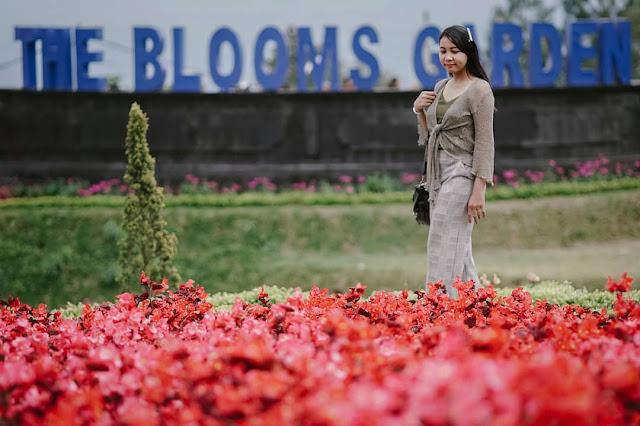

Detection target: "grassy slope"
[0, 190, 639, 307]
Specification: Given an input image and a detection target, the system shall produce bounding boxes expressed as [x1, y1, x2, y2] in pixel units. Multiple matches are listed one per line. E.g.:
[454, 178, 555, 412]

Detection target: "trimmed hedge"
[2, 177, 639, 209]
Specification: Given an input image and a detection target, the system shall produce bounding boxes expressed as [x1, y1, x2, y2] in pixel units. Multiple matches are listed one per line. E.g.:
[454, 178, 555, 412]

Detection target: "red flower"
[606, 272, 633, 293]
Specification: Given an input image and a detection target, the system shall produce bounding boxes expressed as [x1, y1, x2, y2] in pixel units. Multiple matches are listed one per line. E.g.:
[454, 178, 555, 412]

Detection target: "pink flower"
[599, 168, 608, 174]
[555, 167, 564, 175]
[339, 175, 352, 184]
[527, 171, 544, 183]
[292, 182, 307, 190]
[549, 160, 557, 167]
[635, 161, 640, 168]
[615, 163, 623, 175]
[185, 174, 199, 185]
[116, 293, 136, 309]
[358, 175, 366, 183]
[402, 173, 420, 184]
[345, 186, 355, 194]
[503, 170, 517, 180]
[332, 184, 342, 192]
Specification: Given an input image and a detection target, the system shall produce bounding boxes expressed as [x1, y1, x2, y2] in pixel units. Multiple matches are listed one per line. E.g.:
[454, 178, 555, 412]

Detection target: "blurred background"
[1, 0, 639, 307]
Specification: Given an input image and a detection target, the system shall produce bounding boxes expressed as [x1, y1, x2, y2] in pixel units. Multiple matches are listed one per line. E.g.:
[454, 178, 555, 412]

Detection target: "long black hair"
[440, 25, 490, 85]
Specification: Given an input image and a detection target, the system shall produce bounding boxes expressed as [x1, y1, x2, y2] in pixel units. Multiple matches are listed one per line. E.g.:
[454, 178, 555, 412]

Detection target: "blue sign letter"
[529, 23, 562, 88]
[567, 21, 598, 86]
[413, 26, 446, 89]
[41, 29, 73, 90]
[599, 20, 631, 85]
[76, 28, 106, 91]
[172, 27, 201, 92]
[491, 23, 525, 88]
[209, 27, 242, 92]
[254, 27, 288, 91]
[350, 25, 380, 90]
[14, 27, 42, 90]
[134, 27, 166, 91]
[296, 27, 339, 92]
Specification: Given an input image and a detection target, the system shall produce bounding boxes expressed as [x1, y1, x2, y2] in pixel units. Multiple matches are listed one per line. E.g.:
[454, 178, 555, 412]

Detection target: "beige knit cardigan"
[416, 78, 495, 202]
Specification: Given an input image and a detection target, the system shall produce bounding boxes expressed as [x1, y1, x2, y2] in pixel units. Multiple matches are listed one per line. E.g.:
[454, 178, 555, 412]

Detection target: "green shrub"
[117, 103, 179, 289]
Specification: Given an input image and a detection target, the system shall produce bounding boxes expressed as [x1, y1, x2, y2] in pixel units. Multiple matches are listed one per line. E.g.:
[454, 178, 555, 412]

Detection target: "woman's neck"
[450, 71, 474, 84]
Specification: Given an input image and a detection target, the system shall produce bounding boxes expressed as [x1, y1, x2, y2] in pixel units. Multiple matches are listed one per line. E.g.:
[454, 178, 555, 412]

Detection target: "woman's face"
[439, 37, 468, 75]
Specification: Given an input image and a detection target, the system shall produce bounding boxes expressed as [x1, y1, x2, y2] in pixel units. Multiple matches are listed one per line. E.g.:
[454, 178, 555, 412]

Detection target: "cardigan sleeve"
[470, 90, 495, 185]
[416, 120, 429, 146]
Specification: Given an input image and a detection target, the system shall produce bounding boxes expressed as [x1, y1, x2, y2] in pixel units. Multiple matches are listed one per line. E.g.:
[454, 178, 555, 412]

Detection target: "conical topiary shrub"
[116, 102, 179, 289]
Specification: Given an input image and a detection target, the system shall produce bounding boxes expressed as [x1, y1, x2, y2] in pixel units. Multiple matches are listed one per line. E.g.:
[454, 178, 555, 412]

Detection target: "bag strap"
[421, 145, 428, 180]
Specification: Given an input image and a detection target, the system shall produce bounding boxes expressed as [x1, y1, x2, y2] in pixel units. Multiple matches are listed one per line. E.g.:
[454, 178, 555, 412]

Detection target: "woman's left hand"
[467, 179, 487, 224]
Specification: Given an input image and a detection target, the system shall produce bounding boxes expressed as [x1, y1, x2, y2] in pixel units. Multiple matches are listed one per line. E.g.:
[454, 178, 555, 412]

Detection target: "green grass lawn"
[249, 239, 640, 295]
[1, 189, 639, 307]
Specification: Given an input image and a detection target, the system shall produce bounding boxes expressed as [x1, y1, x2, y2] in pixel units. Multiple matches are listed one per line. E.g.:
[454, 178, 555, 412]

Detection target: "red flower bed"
[1, 274, 639, 425]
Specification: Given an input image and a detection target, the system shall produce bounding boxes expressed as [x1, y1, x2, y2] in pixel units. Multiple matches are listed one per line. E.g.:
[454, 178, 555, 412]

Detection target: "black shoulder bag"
[412, 146, 430, 226]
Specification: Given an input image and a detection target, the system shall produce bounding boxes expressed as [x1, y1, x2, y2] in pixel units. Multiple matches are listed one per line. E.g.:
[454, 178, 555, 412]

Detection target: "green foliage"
[358, 174, 401, 193]
[54, 301, 94, 319]
[487, 178, 640, 200]
[206, 285, 307, 311]
[8, 178, 89, 198]
[117, 103, 179, 289]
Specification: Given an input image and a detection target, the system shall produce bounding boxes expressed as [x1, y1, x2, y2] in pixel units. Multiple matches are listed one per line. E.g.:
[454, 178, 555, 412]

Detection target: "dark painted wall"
[1, 86, 639, 184]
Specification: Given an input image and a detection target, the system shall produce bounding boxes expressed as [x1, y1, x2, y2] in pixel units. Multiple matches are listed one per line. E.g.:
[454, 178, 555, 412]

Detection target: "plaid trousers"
[426, 149, 479, 298]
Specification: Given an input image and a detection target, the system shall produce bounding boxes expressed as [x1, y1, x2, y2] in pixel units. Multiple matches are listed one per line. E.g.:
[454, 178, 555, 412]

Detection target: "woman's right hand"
[413, 91, 437, 114]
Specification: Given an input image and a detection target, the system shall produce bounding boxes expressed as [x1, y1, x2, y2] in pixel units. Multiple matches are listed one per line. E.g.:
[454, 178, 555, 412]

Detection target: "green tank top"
[436, 95, 458, 124]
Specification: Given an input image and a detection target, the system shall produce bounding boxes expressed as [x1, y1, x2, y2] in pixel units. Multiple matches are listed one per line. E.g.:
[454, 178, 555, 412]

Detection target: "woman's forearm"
[472, 176, 486, 195]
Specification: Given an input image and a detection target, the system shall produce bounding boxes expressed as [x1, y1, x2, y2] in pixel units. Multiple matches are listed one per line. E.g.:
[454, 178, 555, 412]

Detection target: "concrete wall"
[1, 85, 639, 184]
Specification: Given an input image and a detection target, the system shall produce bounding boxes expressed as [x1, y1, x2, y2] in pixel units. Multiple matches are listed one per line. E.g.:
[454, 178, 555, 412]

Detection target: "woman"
[412, 25, 495, 298]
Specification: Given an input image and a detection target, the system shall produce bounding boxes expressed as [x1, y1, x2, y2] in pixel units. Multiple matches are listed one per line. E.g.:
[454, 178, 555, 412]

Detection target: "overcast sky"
[1, 0, 519, 91]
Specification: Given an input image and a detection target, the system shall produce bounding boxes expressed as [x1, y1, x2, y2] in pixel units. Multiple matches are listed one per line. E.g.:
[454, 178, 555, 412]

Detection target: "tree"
[491, 0, 639, 83]
[493, 0, 557, 27]
[117, 103, 179, 289]
[562, 0, 639, 79]
[562, 0, 633, 19]
[490, 0, 558, 85]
